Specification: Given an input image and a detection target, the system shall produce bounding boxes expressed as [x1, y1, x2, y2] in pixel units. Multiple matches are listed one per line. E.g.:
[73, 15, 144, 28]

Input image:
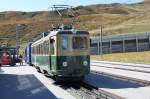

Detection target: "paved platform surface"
[89, 61, 150, 99]
[0, 65, 75, 99]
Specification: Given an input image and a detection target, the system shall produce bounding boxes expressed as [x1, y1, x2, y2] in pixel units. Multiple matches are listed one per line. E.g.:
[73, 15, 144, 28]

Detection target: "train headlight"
[83, 61, 88, 66]
[63, 62, 68, 67]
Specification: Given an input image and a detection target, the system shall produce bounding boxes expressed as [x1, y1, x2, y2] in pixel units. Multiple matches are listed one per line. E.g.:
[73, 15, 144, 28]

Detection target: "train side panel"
[27, 43, 32, 65]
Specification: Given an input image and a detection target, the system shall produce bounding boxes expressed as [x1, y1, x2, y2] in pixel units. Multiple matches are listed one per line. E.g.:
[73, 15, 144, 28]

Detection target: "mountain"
[0, 1, 150, 51]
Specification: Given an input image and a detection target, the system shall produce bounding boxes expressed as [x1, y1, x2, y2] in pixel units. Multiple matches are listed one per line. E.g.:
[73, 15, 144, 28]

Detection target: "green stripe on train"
[32, 55, 57, 72]
[32, 55, 90, 73]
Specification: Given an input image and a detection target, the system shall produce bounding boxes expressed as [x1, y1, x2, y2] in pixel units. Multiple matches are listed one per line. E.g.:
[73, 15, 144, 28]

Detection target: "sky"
[0, 0, 143, 12]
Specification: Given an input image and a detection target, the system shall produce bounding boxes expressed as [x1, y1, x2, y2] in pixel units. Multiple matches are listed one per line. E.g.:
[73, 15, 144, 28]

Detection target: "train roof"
[49, 30, 89, 36]
[32, 25, 89, 46]
[32, 29, 89, 46]
[48, 25, 89, 36]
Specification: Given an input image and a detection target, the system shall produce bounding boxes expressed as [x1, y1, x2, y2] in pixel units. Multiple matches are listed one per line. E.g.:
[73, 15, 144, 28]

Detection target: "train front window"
[72, 37, 88, 49]
[62, 36, 68, 50]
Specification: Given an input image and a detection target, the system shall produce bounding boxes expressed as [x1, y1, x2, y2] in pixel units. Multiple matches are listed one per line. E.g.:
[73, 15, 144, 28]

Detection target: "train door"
[50, 36, 57, 71]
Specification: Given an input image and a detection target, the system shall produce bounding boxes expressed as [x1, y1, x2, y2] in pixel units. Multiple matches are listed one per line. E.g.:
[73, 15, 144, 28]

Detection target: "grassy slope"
[1, 2, 150, 53]
[91, 51, 150, 64]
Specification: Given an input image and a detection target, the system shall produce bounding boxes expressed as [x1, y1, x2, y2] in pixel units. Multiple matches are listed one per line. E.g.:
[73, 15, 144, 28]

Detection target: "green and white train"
[31, 25, 90, 80]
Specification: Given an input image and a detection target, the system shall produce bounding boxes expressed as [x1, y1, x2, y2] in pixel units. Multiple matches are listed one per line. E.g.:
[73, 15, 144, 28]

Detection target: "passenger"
[0, 64, 1, 71]
[0, 53, 2, 71]
[19, 54, 23, 66]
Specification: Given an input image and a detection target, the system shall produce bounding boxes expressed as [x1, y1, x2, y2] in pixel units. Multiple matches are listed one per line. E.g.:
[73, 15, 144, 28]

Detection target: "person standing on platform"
[19, 54, 23, 66]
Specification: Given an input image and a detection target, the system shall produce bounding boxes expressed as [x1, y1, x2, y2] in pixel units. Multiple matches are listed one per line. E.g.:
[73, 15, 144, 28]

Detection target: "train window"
[40, 44, 42, 55]
[41, 44, 42, 55]
[46, 41, 49, 55]
[62, 36, 68, 50]
[43, 42, 48, 55]
[32, 47, 33, 54]
[41, 44, 43, 55]
[39, 45, 41, 55]
[33, 47, 35, 54]
[38, 46, 39, 54]
[36, 46, 37, 54]
[72, 37, 88, 49]
[33, 47, 34, 54]
[37, 46, 38, 54]
[42, 44, 44, 55]
[50, 38, 55, 55]
[43, 43, 46, 55]
[38, 45, 40, 54]
[50, 39, 55, 43]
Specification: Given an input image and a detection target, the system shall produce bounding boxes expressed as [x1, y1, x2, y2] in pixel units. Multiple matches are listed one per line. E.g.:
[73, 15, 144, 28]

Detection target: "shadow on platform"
[84, 73, 144, 89]
[0, 74, 57, 99]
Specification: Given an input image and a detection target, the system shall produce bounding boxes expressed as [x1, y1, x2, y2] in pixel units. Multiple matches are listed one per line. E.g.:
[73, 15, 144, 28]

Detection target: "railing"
[90, 32, 150, 54]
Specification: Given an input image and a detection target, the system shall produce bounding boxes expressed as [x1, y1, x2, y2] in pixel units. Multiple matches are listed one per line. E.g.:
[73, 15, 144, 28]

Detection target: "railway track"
[92, 64, 150, 74]
[54, 81, 124, 99]
[91, 61, 150, 86]
[91, 70, 150, 86]
[36, 60, 150, 99]
[91, 61, 150, 69]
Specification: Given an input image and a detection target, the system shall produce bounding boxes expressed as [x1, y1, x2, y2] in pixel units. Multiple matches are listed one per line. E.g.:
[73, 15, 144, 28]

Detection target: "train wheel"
[53, 76, 59, 82]
[36, 67, 42, 73]
[10, 63, 15, 66]
[43, 70, 50, 77]
[29, 64, 33, 67]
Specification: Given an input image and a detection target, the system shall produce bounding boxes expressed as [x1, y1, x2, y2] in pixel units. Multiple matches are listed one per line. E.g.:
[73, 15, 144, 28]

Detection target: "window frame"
[61, 36, 69, 50]
[72, 36, 88, 50]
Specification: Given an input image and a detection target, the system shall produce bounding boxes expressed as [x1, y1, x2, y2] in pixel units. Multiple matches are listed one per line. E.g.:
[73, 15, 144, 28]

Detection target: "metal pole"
[97, 41, 100, 54]
[123, 35, 125, 52]
[100, 25, 103, 55]
[16, 24, 22, 57]
[148, 33, 150, 49]
[16, 25, 19, 49]
[136, 34, 139, 52]
[110, 40, 112, 53]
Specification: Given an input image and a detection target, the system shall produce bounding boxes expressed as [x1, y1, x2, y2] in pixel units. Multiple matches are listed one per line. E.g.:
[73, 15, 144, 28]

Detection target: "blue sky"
[0, 0, 143, 12]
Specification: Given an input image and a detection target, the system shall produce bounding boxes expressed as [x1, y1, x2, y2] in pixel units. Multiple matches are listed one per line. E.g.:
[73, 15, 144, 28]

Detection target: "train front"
[56, 30, 90, 79]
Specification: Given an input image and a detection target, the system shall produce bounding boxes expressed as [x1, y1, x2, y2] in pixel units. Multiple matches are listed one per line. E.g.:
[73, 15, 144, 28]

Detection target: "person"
[19, 54, 23, 66]
[0, 64, 1, 71]
[0, 52, 2, 71]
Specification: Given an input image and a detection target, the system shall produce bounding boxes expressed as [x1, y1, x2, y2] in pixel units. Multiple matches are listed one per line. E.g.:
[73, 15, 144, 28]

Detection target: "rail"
[92, 64, 150, 74]
[82, 81, 125, 99]
[92, 61, 150, 68]
[57, 81, 125, 99]
[91, 71, 150, 86]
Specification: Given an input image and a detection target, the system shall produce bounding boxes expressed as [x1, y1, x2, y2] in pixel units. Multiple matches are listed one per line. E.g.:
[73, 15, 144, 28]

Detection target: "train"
[24, 42, 32, 65]
[0, 46, 19, 66]
[24, 32, 50, 66]
[24, 25, 90, 81]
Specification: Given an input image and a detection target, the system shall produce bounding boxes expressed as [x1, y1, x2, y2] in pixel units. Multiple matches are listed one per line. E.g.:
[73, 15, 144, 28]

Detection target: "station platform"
[0, 65, 75, 99]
